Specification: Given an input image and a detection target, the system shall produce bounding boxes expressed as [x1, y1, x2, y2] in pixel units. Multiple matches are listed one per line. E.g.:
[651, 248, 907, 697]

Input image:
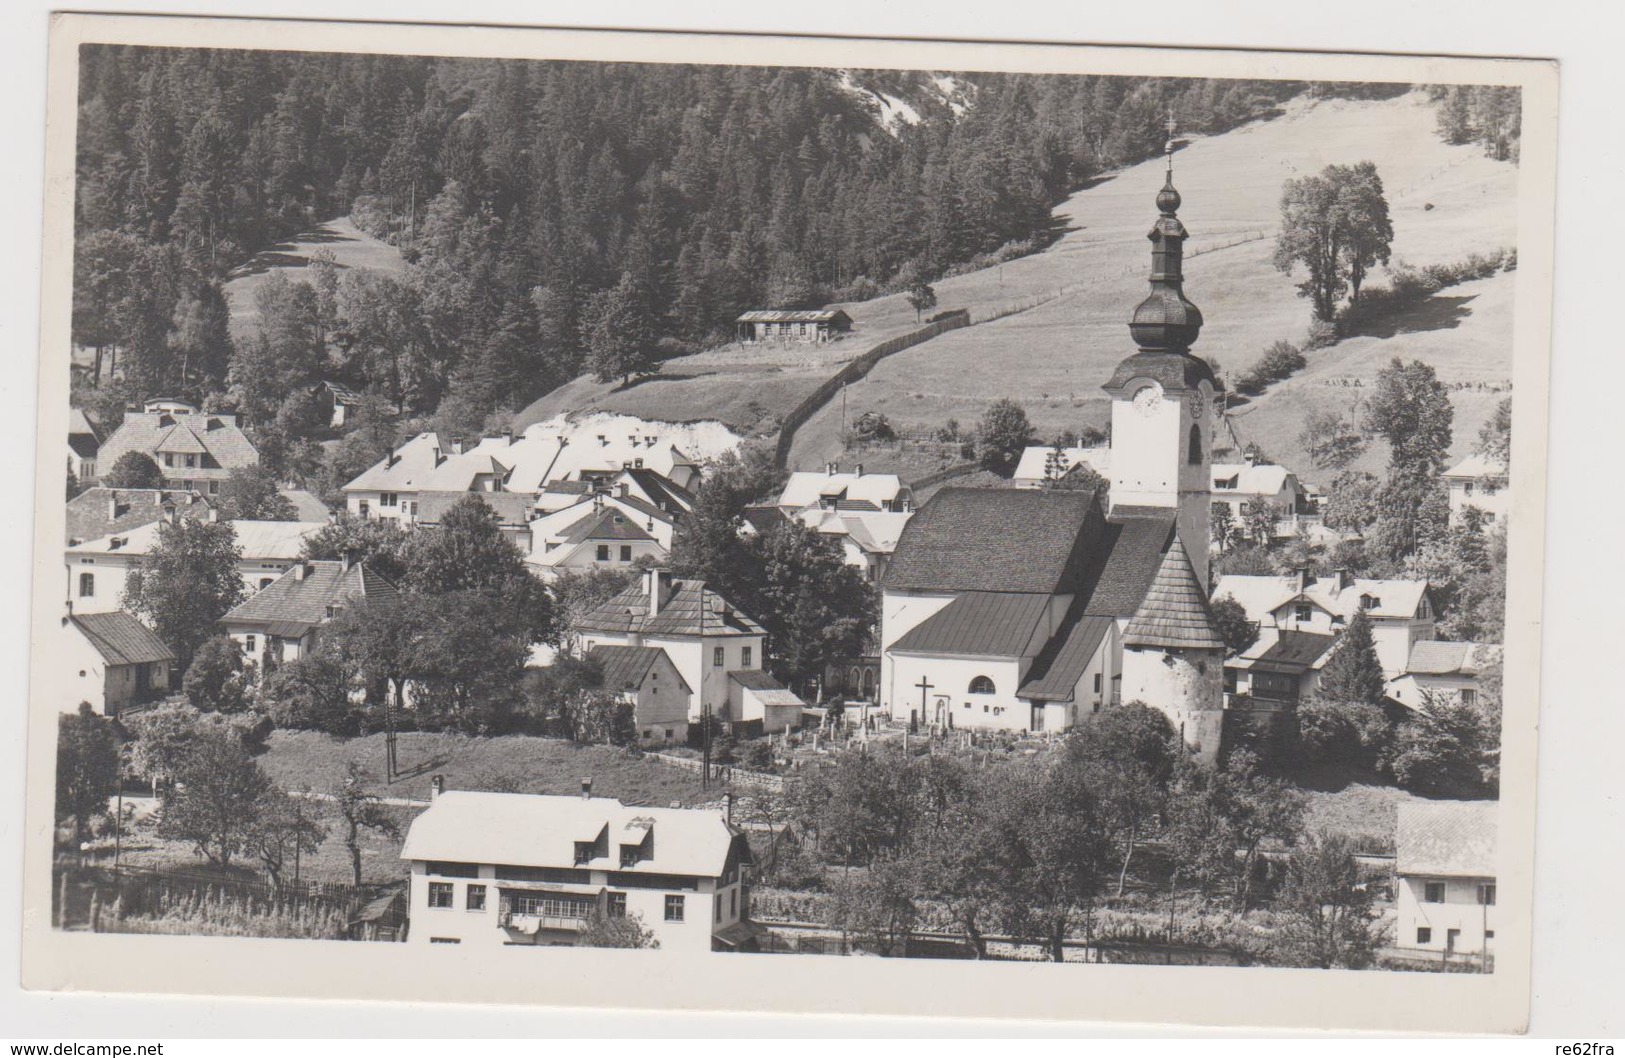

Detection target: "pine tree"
[1316, 609, 1386, 705]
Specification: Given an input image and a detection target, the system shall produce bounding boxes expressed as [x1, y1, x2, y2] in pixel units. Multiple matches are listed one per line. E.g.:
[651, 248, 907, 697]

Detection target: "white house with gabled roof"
[400, 788, 761, 951]
[1395, 800, 1498, 959]
[777, 464, 912, 515]
[1212, 569, 1435, 678]
[526, 499, 667, 580]
[1443, 453, 1510, 528]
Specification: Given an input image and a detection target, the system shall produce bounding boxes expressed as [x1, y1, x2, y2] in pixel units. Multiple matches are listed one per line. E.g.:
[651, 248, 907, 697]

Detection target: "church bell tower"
[1102, 117, 1218, 586]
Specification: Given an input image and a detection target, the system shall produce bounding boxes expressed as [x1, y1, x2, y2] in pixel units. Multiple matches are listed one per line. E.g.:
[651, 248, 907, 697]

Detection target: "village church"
[880, 145, 1227, 760]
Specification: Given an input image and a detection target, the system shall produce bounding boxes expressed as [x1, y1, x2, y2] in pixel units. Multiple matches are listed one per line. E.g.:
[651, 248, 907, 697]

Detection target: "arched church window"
[968, 675, 995, 695]
[1188, 423, 1203, 465]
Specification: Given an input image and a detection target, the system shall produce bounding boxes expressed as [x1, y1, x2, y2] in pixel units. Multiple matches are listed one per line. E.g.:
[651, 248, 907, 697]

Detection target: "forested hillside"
[71, 45, 1308, 449]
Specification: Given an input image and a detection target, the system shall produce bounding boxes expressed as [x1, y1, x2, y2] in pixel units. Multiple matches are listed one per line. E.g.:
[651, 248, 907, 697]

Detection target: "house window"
[163, 453, 175, 467]
[1293, 603, 1313, 623]
[427, 882, 454, 909]
[244, 635, 257, 654]
[608, 892, 626, 918]
[741, 646, 753, 668]
[596, 545, 610, 561]
[1424, 881, 1447, 903]
[208, 482, 219, 496]
[1478, 883, 1496, 906]
[664, 894, 685, 922]
[429, 937, 460, 944]
[1461, 688, 1478, 707]
[466, 885, 486, 911]
[1360, 594, 1380, 610]
[381, 492, 397, 507]
[1188, 424, 1202, 465]
[259, 577, 274, 590]
[715, 894, 723, 923]
[78, 572, 94, 598]
[185, 454, 196, 468]
[730, 888, 738, 918]
[665, 728, 674, 740]
[713, 647, 725, 668]
[969, 675, 995, 694]
[1093, 673, 1103, 694]
[358, 500, 369, 518]
[1417, 927, 1432, 945]
[620, 545, 632, 561]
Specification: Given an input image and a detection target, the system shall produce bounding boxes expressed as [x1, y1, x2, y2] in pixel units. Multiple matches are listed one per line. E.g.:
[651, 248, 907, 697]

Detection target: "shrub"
[851, 410, 896, 444]
[1302, 319, 1338, 350]
[1256, 341, 1306, 382]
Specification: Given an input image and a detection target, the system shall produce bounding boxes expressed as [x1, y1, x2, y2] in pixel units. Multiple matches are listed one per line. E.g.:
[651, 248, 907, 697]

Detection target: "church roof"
[883, 487, 1103, 595]
[1017, 613, 1117, 702]
[889, 592, 1054, 658]
[1079, 509, 1178, 618]
[1123, 535, 1224, 650]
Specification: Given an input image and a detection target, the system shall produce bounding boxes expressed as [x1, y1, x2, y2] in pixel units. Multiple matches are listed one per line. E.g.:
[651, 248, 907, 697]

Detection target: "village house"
[786, 506, 913, 582]
[414, 490, 537, 552]
[218, 555, 399, 672]
[399, 787, 761, 952]
[878, 154, 1228, 757]
[735, 308, 853, 344]
[68, 407, 100, 482]
[1386, 640, 1502, 710]
[1208, 460, 1307, 520]
[585, 644, 692, 745]
[1211, 569, 1436, 678]
[65, 487, 212, 546]
[575, 568, 804, 733]
[322, 381, 363, 430]
[1443, 453, 1510, 528]
[1222, 628, 1337, 708]
[776, 464, 913, 515]
[56, 606, 175, 716]
[1394, 800, 1498, 960]
[525, 499, 668, 580]
[65, 517, 328, 615]
[94, 400, 259, 495]
[1010, 444, 1111, 488]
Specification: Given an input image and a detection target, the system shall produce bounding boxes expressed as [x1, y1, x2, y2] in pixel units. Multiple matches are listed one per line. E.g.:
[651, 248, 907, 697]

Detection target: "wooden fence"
[773, 309, 972, 468]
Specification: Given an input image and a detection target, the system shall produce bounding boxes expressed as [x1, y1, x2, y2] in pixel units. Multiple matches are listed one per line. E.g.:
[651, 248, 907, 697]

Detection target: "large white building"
[1394, 800, 1498, 960]
[399, 789, 760, 952]
[878, 153, 1228, 757]
[1443, 453, 1510, 528]
[65, 517, 327, 615]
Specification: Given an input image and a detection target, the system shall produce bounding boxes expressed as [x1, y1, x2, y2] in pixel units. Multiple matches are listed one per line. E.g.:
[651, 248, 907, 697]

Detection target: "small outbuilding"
[735, 309, 853, 344]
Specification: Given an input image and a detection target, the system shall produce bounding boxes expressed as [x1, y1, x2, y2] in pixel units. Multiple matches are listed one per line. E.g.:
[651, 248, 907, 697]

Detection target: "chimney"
[161, 499, 177, 525]
[451, 437, 465, 456]
[826, 461, 838, 476]
[430, 775, 445, 801]
[296, 562, 312, 581]
[386, 451, 400, 468]
[723, 792, 734, 825]
[854, 463, 863, 477]
[645, 567, 672, 617]
[580, 777, 593, 800]
[207, 507, 220, 524]
[1334, 567, 1352, 592]
[618, 482, 629, 498]
[503, 428, 515, 446]
[1294, 566, 1311, 593]
[341, 549, 357, 572]
[108, 494, 121, 522]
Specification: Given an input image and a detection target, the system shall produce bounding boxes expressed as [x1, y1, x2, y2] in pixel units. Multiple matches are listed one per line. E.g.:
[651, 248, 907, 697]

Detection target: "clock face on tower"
[1131, 382, 1164, 417]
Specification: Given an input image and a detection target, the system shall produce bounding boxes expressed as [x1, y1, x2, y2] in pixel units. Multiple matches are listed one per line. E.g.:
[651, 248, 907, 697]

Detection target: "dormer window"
[1293, 603, 1313, 623]
[1360, 594, 1380, 611]
[573, 841, 594, 866]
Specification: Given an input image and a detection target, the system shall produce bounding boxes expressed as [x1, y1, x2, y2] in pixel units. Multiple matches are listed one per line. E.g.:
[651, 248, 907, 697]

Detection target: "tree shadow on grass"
[1349, 293, 1477, 340]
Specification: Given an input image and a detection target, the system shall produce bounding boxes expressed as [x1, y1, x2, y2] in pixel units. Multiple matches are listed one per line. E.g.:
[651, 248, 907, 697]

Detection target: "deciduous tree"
[330, 761, 400, 887]
[104, 451, 165, 490]
[157, 724, 273, 867]
[56, 704, 121, 847]
[122, 519, 248, 668]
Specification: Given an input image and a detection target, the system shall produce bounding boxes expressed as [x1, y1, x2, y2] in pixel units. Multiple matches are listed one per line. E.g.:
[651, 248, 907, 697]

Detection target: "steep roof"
[279, 489, 330, 522]
[66, 518, 324, 560]
[342, 432, 450, 492]
[883, 487, 1103, 595]
[1211, 462, 1297, 497]
[577, 578, 765, 639]
[619, 467, 695, 512]
[1011, 445, 1112, 485]
[1405, 640, 1501, 677]
[587, 645, 690, 694]
[1395, 800, 1497, 877]
[890, 592, 1053, 658]
[555, 506, 656, 545]
[1213, 574, 1432, 623]
[1123, 536, 1225, 650]
[221, 560, 399, 630]
[1017, 613, 1117, 702]
[64, 487, 211, 545]
[68, 407, 100, 441]
[779, 470, 907, 511]
[400, 791, 742, 878]
[742, 504, 791, 534]
[69, 611, 175, 666]
[1078, 509, 1177, 618]
[154, 424, 210, 455]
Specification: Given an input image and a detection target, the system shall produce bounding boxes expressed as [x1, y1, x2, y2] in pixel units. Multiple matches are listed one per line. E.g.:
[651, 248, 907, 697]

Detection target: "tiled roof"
[221, 560, 399, 631]
[587, 645, 688, 694]
[1248, 630, 1337, 674]
[577, 578, 765, 639]
[96, 411, 258, 480]
[64, 488, 211, 545]
[620, 467, 695, 512]
[742, 505, 790, 533]
[883, 487, 1103, 595]
[1017, 613, 1116, 702]
[1011, 444, 1111, 484]
[1444, 454, 1507, 481]
[558, 506, 655, 545]
[1211, 462, 1297, 497]
[779, 471, 907, 511]
[1405, 640, 1501, 677]
[729, 669, 804, 706]
[68, 407, 100, 441]
[155, 424, 210, 455]
[70, 611, 176, 666]
[401, 791, 742, 878]
[65, 518, 324, 560]
[890, 592, 1053, 658]
[1123, 536, 1225, 650]
[343, 432, 450, 492]
[1395, 800, 1497, 877]
[1078, 509, 1177, 618]
[69, 433, 100, 459]
[414, 490, 536, 528]
[1212, 574, 1432, 623]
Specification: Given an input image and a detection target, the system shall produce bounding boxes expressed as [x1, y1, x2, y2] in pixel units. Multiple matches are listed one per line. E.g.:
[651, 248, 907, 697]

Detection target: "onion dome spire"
[1128, 111, 1204, 354]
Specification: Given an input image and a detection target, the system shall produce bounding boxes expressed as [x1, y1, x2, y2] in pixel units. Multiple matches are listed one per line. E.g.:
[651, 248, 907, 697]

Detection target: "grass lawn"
[221, 216, 404, 339]
[259, 730, 717, 808]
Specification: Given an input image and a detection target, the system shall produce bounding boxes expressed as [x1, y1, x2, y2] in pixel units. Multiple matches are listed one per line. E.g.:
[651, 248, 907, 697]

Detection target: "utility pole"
[701, 703, 712, 791]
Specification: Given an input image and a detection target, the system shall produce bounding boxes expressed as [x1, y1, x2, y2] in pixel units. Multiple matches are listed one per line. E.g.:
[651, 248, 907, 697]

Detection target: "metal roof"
[889, 592, 1053, 658]
[1017, 613, 1117, 702]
